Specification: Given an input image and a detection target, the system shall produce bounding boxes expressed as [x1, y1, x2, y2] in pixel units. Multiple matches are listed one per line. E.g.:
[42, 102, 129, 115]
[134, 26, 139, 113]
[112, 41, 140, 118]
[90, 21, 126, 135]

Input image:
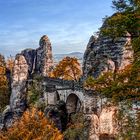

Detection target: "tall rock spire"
[36, 35, 54, 76]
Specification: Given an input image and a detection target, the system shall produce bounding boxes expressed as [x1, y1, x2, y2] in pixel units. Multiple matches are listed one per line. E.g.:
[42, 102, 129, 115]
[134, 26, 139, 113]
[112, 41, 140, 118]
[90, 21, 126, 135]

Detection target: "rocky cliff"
[83, 19, 134, 139]
[83, 32, 133, 79]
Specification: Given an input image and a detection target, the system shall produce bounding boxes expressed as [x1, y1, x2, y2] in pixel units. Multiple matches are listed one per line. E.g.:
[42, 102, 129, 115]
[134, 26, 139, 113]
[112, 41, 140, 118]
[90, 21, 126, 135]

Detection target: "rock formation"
[83, 17, 134, 139]
[10, 54, 28, 114]
[83, 32, 133, 79]
[0, 35, 54, 129]
[10, 35, 54, 114]
[36, 35, 53, 76]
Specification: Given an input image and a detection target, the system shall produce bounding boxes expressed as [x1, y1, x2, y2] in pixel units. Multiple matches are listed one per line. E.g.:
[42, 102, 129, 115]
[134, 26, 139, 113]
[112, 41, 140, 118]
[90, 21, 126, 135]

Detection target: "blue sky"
[0, 0, 114, 57]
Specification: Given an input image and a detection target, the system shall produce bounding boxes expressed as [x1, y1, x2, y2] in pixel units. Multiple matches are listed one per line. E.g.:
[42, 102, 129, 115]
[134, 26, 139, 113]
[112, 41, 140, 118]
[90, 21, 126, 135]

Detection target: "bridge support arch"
[66, 93, 81, 114]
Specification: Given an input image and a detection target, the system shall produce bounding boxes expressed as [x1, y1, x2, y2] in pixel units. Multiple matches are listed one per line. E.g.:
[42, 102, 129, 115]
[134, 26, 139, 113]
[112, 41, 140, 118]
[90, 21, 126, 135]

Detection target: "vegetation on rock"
[0, 54, 10, 112]
[101, 0, 140, 38]
[84, 65, 139, 101]
[0, 108, 63, 140]
[27, 75, 45, 111]
[64, 113, 85, 140]
[6, 56, 14, 75]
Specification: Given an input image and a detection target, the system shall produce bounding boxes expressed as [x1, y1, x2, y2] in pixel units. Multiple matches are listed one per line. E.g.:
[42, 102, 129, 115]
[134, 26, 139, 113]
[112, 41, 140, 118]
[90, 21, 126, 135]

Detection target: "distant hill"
[54, 52, 83, 65]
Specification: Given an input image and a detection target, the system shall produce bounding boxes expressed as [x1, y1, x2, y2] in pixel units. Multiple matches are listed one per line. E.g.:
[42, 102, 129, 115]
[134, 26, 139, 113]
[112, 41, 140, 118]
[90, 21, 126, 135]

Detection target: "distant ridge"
[54, 52, 83, 64]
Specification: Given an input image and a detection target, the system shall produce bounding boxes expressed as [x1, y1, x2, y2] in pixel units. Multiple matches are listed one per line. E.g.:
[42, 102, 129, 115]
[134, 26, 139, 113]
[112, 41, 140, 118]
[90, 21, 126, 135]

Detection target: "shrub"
[0, 108, 63, 140]
[0, 54, 9, 112]
[27, 79, 44, 108]
[64, 113, 85, 140]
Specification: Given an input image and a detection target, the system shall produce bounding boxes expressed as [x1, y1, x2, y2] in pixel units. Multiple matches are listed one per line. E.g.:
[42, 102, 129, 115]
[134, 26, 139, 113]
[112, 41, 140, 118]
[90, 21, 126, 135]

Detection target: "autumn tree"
[84, 65, 139, 101]
[64, 113, 85, 140]
[0, 108, 63, 140]
[50, 57, 82, 81]
[0, 54, 9, 112]
[6, 55, 14, 74]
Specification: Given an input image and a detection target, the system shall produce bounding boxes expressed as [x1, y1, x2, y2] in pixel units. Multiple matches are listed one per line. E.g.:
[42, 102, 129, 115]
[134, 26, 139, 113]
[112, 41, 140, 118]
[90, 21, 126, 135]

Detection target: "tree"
[84, 65, 139, 101]
[0, 54, 9, 112]
[0, 108, 63, 140]
[101, 0, 140, 38]
[50, 57, 82, 81]
[64, 113, 85, 140]
[6, 55, 14, 74]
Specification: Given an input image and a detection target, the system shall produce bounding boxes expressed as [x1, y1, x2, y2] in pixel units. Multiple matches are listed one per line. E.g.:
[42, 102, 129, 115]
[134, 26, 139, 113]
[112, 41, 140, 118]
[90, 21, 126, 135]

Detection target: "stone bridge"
[41, 77, 97, 114]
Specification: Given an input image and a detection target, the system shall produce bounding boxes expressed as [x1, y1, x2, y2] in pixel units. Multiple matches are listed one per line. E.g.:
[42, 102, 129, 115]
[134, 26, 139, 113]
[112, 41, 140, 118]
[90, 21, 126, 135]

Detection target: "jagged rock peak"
[39, 35, 51, 47]
[36, 35, 53, 76]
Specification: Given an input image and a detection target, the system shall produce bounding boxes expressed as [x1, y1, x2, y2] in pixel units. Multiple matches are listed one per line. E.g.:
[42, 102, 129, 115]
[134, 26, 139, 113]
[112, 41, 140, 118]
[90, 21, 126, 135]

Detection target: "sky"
[0, 0, 114, 57]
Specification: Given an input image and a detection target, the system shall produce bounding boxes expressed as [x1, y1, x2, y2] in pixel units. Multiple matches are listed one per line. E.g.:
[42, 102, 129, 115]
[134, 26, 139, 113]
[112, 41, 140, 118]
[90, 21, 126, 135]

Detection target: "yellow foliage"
[6, 56, 14, 73]
[0, 108, 63, 140]
[0, 55, 9, 112]
[0, 66, 7, 87]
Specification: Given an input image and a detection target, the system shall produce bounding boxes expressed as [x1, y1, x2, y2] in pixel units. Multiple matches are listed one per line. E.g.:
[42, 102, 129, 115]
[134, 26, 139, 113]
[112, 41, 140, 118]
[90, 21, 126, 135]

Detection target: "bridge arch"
[66, 93, 81, 114]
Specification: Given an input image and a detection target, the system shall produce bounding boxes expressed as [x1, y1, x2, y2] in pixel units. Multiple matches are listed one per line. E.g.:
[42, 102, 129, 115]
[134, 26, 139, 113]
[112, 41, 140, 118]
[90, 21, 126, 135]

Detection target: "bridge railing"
[43, 77, 83, 91]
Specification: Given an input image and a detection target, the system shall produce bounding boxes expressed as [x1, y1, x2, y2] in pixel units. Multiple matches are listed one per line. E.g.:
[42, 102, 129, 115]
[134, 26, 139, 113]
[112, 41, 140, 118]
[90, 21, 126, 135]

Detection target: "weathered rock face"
[89, 106, 117, 140]
[83, 33, 133, 79]
[36, 35, 53, 76]
[99, 107, 117, 135]
[10, 54, 29, 114]
[83, 18, 134, 139]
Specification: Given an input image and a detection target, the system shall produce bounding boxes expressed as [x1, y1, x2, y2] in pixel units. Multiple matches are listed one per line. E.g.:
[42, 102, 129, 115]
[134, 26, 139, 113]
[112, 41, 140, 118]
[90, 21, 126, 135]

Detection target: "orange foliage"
[0, 54, 9, 112]
[6, 56, 14, 74]
[50, 57, 82, 81]
[0, 54, 7, 89]
[0, 108, 63, 140]
[0, 66, 7, 89]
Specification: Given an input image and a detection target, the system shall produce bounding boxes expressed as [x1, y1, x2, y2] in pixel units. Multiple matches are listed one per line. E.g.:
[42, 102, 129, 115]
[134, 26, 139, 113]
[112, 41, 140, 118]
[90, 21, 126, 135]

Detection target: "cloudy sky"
[0, 0, 114, 57]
